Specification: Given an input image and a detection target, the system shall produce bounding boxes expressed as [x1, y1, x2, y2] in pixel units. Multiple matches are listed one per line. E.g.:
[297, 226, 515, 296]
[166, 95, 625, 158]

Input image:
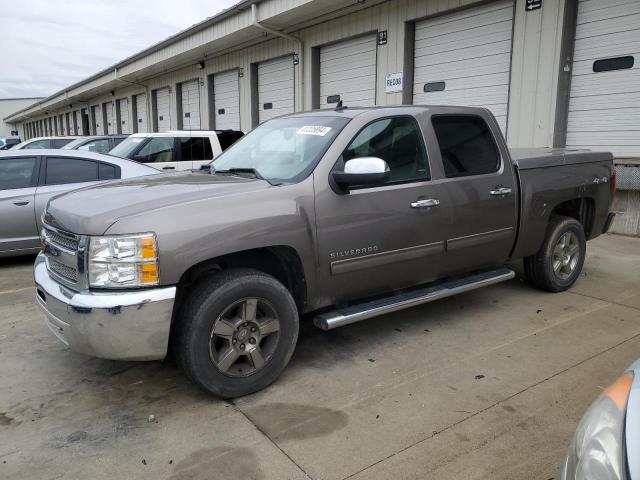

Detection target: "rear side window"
[79, 139, 110, 154]
[98, 163, 120, 180]
[179, 137, 214, 162]
[45, 157, 98, 185]
[52, 138, 74, 148]
[432, 116, 500, 178]
[0, 157, 38, 190]
[217, 131, 244, 151]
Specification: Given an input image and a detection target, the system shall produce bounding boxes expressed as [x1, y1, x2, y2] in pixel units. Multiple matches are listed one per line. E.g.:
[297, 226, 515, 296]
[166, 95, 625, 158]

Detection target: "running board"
[313, 268, 515, 330]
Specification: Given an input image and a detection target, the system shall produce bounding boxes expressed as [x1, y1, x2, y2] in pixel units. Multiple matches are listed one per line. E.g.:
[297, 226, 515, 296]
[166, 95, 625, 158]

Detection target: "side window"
[0, 157, 37, 190]
[134, 137, 175, 163]
[432, 116, 500, 178]
[98, 163, 120, 180]
[52, 138, 73, 148]
[23, 139, 50, 149]
[179, 137, 207, 162]
[45, 157, 98, 185]
[79, 139, 110, 154]
[342, 116, 429, 183]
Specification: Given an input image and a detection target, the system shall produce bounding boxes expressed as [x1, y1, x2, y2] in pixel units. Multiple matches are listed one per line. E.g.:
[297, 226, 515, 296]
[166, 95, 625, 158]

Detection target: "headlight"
[88, 233, 159, 288]
[563, 372, 634, 480]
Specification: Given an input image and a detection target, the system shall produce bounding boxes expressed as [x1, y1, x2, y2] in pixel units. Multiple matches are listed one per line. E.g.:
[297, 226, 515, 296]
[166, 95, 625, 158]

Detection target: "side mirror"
[331, 157, 390, 192]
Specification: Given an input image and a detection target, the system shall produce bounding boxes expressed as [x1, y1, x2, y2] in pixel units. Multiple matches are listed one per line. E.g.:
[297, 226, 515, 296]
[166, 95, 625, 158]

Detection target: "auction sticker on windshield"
[297, 126, 332, 136]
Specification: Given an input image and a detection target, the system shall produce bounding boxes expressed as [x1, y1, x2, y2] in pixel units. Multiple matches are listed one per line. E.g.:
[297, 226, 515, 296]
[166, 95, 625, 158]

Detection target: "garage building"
[4, 0, 639, 234]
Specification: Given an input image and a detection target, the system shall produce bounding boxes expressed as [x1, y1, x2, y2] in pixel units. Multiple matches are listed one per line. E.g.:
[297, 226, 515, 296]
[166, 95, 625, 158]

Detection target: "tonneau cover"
[510, 148, 613, 170]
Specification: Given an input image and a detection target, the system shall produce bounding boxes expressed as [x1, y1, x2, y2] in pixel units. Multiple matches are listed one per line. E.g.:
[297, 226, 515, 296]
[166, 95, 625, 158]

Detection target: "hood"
[44, 172, 270, 235]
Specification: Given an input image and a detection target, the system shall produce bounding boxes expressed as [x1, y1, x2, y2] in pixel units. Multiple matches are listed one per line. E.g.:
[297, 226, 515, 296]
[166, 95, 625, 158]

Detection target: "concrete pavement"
[0, 233, 638, 480]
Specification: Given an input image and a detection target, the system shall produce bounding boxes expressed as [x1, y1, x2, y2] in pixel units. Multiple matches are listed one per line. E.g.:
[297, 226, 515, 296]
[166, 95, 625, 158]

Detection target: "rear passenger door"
[430, 115, 518, 274]
[34, 156, 117, 233]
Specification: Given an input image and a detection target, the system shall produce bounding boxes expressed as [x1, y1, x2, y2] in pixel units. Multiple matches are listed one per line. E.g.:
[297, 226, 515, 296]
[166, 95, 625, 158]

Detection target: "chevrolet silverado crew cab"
[34, 106, 616, 398]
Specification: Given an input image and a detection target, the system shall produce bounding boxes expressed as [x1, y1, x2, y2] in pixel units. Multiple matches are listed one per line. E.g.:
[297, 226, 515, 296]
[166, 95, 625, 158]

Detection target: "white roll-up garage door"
[180, 80, 201, 130]
[320, 34, 377, 108]
[91, 106, 102, 135]
[135, 94, 148, 133]
[76, 110, 83, 134]
[155, 88, 171, 132]
[567, 0, 639, 157]
[258, 56, 294, 124]
[105, 102, 115, 135]
[118, 98, 130, 134]
[413, 0, 514, 133]
[214, 70, 240, 130]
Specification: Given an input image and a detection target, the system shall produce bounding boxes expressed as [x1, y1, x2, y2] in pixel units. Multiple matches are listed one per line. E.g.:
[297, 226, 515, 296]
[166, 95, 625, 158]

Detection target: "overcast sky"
[0, 0, 238, 99]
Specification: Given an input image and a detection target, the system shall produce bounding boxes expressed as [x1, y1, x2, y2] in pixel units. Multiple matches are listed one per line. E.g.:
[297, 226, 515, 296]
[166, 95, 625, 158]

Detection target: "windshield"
[109, 136, 147, 158]
[61, 138, 86, 150]
[212, 116, 349, 183]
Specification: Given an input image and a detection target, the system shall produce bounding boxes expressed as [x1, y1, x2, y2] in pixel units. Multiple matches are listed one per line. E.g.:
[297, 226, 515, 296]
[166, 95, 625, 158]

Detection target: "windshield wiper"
[213, 167, 274, 185]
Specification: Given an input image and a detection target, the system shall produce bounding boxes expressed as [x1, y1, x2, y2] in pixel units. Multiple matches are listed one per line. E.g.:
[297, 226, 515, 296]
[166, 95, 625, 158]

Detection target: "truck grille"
[42, 224, 82, 288]
[45, 228, 79, 252]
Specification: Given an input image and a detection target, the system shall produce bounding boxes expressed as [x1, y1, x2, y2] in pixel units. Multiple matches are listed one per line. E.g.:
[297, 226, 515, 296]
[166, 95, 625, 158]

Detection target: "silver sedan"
[561, 358, 639, 480]
[0, 149, 159, 257]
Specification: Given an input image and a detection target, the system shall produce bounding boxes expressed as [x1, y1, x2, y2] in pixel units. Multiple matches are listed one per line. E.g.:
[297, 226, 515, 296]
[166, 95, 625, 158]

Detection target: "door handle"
[489, 187, 512, 196]
[411, 198, 440, 208]
[162, 166, 175, 170]
[13, 201, 30, 206]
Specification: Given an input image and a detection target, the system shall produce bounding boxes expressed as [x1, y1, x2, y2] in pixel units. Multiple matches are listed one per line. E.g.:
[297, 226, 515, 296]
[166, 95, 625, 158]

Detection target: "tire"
[174, 268, 299, 398]
[523, 215, 586, 292]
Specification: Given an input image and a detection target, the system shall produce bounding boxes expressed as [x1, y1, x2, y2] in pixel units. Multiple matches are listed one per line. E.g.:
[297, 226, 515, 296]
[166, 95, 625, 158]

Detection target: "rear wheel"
[524, 215, 586, 292]
[174, 269, 299, 398]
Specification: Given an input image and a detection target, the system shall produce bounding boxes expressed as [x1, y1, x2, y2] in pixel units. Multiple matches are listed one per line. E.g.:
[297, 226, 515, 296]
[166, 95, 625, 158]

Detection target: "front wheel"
[174, 269, 299, 398]
[524, 215, 586, 292]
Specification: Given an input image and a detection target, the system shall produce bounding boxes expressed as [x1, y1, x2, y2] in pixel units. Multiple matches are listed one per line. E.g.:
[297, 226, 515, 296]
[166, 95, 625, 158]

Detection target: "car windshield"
[211, 116, 349, 183]
[109, 136, 147, 158]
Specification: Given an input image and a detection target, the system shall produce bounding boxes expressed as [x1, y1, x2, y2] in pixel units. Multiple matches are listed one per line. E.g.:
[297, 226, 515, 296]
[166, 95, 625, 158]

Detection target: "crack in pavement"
[231, 400, 313, 480]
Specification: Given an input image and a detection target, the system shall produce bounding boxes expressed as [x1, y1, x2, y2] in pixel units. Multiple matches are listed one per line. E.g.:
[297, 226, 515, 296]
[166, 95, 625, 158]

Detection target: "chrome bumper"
[33, 253, 176, 361]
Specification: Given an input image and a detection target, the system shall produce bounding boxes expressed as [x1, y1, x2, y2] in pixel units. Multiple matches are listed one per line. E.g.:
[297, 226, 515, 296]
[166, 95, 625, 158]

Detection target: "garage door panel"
[135, 94, 148, 133]
[319, 34, 377, 109]
[258, 56, 294, 123]
[416, 4, 512, 39]
[213, 70, 240, 131]
[567, 0, 639, 156]
[413, 0, 513, 134]
[181, 80, 201, 130]
[156, 88, 171, 132]
[119, 98, 130, 134]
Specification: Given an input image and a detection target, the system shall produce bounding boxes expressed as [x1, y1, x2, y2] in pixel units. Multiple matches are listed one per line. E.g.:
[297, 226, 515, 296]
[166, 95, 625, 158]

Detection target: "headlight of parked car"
[562, 372, 634, 480]
[88, 233, 159, 288]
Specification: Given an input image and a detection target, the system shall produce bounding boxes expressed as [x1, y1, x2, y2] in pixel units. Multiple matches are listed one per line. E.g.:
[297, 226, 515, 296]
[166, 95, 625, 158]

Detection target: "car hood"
[44, 172, 270, 235]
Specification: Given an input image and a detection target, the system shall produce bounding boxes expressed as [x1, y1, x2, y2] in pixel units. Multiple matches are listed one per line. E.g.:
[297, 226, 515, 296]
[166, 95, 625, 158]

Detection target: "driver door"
[314, 116, 449, 304]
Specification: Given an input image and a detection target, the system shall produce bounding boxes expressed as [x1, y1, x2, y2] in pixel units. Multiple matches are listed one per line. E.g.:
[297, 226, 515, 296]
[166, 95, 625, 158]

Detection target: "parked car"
[34, 105, 616, 398]
[0, 149, 159, 257]
[61, 135, 128, 154]
[0, 137, 21, 150]
[108, 130, 244, 171]
[10, 136, 81, 150]
[561, 359, 638, 480]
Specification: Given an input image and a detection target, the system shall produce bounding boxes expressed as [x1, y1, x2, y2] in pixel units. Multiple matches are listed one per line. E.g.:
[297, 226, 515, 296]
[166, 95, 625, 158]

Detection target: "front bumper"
[34, 253, 176, 361]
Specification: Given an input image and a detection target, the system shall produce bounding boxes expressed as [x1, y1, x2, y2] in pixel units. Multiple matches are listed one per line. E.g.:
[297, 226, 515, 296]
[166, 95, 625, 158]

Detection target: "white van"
[109, 130, 244, 171]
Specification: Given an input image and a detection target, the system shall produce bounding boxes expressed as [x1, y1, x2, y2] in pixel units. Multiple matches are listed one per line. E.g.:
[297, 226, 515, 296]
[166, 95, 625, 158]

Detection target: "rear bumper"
[33, 253, 176, 361]
[602, 212, 616, 233]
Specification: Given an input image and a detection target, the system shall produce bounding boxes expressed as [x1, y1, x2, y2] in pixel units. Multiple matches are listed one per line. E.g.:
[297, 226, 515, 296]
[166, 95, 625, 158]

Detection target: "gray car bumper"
[34, 254, 176, 361]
